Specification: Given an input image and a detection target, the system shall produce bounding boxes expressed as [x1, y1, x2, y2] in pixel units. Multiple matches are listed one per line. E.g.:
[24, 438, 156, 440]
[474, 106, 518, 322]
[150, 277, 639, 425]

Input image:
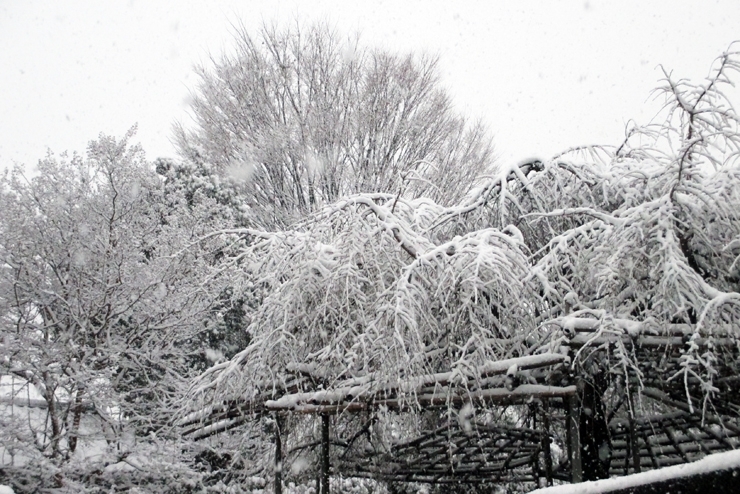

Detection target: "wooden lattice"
[609, 410, 740, 475]
[348, 421, 548, 483]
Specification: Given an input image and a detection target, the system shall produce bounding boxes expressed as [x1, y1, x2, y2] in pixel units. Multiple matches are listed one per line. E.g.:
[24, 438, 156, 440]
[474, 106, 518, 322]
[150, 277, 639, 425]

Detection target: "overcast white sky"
[1, 0, 739, 169]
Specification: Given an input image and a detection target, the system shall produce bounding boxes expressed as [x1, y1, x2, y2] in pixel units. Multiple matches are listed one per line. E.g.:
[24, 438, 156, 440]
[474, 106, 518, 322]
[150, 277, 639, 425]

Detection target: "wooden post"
[275, 414, 283, 494]
[568, 394, 582, 483]
[629, 418, 640, 474]
[566, 394, 572, 471]
[542, 399, 553, 487]
[628, 392, 641, 474]
[320, 413, 330, 494]
[532, 452, 542, 487]
[530, 402, 542, 487]
[579, 371, 611, 481]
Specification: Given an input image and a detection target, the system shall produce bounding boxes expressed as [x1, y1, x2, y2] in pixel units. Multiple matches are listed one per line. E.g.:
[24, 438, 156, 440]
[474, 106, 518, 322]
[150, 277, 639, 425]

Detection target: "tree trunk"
[68, 385, 85, 455]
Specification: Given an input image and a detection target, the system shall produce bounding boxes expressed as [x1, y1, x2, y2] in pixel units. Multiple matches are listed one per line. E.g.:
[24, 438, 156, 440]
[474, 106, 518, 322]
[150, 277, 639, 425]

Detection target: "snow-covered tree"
[174, 21, 496, 229]
[184, 45, 740, 486]
[0, 129, 230, 490]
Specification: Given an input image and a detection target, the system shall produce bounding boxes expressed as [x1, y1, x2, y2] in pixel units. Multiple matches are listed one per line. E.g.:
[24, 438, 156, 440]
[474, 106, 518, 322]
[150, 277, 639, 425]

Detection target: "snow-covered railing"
[531, 449, 740, 494]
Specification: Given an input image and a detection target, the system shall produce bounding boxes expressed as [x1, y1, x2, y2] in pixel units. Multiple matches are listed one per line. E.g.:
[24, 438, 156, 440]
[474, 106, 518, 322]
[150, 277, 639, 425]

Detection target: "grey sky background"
[1, 0, 738, 169]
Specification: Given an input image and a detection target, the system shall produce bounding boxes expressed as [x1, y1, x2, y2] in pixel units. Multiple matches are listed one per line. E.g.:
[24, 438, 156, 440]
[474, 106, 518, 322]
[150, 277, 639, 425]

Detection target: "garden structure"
[179, 48, 740, 492]
[180, 319, 740, 492]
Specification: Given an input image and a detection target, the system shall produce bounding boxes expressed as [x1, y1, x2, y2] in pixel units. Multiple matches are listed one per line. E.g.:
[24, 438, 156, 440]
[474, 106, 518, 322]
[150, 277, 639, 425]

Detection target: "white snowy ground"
[531, 449, 740, 493]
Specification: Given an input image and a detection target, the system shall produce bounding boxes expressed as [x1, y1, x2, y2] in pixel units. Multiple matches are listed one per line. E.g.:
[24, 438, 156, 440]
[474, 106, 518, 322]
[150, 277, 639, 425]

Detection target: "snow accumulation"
[0, 486, 14, 494]
[531, 449, 740, 494]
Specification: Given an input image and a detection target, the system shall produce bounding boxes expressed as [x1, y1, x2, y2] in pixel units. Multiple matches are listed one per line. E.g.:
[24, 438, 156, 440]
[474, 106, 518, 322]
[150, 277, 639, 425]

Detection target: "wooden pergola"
[181, 353, 576, 491]
[180, 322, 740, 493]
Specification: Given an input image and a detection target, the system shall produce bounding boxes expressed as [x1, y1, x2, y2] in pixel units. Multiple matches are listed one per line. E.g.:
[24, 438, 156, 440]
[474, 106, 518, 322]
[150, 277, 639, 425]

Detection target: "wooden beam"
[568, 334, 737, 348]
[264, 384, 576, 414]
[478, 353, 568, 377]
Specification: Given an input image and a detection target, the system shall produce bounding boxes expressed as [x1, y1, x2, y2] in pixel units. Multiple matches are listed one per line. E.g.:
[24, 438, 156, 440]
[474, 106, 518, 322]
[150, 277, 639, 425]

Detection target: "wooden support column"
[319, 413, 330, 494]
[542, 399, 553, 487]
[530, 402, 542, 487]
[629, 420, 640, 473]
[580, 371, 611, 481]
[628, 392, 641, 474]
[275, 414, 283, 494]
[567, 394, 582, 483]
[532, 445, 542, 486]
